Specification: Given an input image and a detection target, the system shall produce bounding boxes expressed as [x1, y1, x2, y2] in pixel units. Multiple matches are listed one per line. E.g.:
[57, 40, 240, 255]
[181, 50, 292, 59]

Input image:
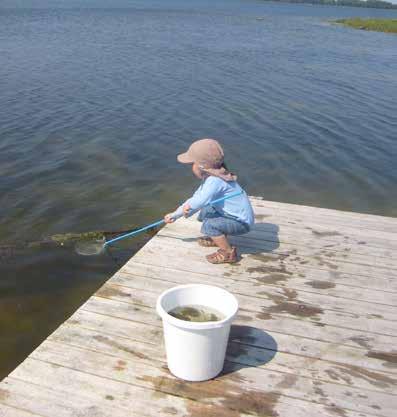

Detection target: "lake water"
[0, 0, 396, 378]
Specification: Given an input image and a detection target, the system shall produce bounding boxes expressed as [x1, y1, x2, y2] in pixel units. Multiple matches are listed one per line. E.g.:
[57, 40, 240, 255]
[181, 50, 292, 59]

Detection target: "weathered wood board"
[1, 198, 396, 417]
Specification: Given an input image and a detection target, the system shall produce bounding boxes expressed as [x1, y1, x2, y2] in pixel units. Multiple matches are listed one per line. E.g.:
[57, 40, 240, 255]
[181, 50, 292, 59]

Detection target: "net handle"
[104, 190, 243, 248]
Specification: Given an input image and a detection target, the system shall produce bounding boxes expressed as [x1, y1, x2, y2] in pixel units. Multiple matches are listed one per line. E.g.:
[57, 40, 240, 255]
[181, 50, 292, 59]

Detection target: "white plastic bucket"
[156, 284, 239, 382]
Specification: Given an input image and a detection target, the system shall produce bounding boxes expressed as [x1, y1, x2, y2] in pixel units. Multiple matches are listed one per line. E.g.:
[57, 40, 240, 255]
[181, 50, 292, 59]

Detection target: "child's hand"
[164, 213, 175, 224]
[182, 204, 191, 217]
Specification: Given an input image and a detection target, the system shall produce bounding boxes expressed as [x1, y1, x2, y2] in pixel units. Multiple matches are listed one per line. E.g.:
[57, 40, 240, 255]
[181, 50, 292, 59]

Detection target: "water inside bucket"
[167, 305, 225, 322]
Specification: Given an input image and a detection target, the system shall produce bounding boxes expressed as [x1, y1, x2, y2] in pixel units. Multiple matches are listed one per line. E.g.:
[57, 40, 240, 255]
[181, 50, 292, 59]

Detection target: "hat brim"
[177, 152, 194, 164]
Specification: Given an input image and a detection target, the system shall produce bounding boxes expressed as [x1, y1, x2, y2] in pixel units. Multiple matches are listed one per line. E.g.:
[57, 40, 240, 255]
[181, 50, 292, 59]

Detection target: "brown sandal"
[198, 236, 217, 247]
[206, 247, 238, 264]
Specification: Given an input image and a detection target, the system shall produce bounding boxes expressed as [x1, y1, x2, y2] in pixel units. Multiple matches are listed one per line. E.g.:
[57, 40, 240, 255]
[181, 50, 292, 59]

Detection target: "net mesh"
[74, 237, 106, 256]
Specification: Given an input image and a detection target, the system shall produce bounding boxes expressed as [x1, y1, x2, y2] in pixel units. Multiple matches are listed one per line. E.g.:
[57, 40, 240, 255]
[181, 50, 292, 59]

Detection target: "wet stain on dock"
[96, 285, 131, 299]
[255, 214, 271, 221]
[247, 252, 293, 286]
[349, 336, 372, 349]
[269, 301, 323, 318]
[114, 360, 127, 371]
[314, 255, 339, 270]
[256, 312, 273, 321]
[139, 373, 280, 417]
[308, 228, 342, 238]
[94, 335, 149, 360]
[276, 374, 298, 389]
[252, 272, 291, 286]
[325, 363, 397, 388]
[162, 406, 178, 415]
[237, 314, 254, 323]
[305, 280, 336, 290]
[265, 288, 323, 318]
[366, 350, 397, 368]
[325, 405, 348, 417]
[0, 388, 9, 401]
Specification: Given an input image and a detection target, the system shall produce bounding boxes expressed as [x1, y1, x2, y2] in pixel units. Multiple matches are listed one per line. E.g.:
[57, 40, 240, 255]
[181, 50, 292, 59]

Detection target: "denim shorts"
[198, 206, 250, 237]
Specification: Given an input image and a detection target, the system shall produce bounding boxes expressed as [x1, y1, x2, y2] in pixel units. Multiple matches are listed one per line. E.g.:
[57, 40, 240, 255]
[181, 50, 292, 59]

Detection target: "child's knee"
[201, 219, 222, 237]
[198, 206, 216, 222]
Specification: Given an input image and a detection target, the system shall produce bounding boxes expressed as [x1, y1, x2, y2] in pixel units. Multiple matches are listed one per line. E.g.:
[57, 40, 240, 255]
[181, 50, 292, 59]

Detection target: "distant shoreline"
[334, 18, 397, 33]
[261, 0, 397, 10]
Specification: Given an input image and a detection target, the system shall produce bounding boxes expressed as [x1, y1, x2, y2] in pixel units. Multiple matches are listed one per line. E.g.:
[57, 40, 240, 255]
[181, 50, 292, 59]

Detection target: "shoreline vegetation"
[334, 18, 397, 33]
[261, 0, 397, 9]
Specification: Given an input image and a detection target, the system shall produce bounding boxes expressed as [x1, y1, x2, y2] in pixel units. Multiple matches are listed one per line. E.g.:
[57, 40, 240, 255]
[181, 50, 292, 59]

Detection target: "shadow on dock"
[222, 325, 278, 376]
[230, 222, 280, 256]
[172, 222, 280, 256]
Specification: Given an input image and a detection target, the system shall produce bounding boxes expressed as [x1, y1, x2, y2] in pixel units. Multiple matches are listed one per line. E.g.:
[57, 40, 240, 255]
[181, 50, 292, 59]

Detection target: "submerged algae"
[334, 18, 397, 34]
[0, 226, 159, 257]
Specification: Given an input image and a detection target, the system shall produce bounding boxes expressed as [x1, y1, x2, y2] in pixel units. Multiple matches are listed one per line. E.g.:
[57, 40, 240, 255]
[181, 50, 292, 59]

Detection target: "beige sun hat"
[177, 138, 237, 181]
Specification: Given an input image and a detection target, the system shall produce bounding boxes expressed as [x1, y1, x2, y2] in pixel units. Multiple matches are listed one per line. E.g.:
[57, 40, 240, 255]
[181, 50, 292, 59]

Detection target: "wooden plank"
[183, 204, 397, 253]
[111, 267, 397, 348]
[177, 218, 397, 270]
[212, 220, 396, 258]
[139, 235, 397, 292]
[0, 403, 43, 417]
[256, 222, 397, 253]
[81, 294, 397, 375]
[94, 280, 397, 341]
[76, 295, 394, 354]
[249, 197, 397, 231]
[156, 226, 397, 296]
[245, 215, 397, 252]
[121, 258, 397, 308]
[0, 377, 158, 417]
[127, 244, 396, 294]
[249, 197, 397, 222]
[6, 358, 368, 417]
[250, 208, 397, 239]
[112, 262, 395, 329]
[22, 340, 396, 417]
[3, 361, 253, 417]
[48, 314, 397, 395]
[124, 247, 397, 326]
[159, 222, 397, 274]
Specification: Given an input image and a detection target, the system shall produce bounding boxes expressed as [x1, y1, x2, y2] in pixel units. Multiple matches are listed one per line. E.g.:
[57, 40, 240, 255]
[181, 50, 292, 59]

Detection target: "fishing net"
[0, 226, 159, 260]
[74, 237, 106, 256]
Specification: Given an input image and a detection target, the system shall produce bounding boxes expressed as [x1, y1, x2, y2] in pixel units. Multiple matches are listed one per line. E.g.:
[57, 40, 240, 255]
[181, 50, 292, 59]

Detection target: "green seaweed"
[334, 18, 397, 34]
[0, 225, 160, 257]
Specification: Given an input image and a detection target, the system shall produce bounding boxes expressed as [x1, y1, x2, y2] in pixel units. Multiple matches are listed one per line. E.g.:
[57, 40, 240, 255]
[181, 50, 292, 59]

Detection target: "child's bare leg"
[211, 235, 232, 252]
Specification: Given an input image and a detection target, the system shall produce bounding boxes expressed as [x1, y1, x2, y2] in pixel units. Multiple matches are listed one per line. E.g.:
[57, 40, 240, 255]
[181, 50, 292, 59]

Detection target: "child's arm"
[165, 177, 224, 222]
[164, 205, 190, 223]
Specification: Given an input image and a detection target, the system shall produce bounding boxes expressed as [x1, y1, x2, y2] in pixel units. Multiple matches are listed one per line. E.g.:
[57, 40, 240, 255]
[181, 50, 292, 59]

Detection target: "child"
[164, 138, 254, 264]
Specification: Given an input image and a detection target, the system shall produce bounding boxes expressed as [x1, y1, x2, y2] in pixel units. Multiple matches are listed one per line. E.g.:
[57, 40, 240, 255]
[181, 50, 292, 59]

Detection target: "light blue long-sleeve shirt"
[172, 176, 255, 226]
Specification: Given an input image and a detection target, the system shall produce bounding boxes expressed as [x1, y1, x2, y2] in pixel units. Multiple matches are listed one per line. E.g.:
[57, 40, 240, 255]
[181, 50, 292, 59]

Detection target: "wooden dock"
[0, 197, 396, 417]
